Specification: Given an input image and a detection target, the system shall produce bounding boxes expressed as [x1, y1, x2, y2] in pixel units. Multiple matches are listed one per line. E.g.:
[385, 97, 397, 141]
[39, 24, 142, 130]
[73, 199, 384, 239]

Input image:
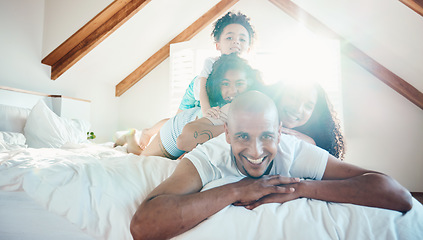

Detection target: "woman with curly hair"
[269, 82, 345, 159]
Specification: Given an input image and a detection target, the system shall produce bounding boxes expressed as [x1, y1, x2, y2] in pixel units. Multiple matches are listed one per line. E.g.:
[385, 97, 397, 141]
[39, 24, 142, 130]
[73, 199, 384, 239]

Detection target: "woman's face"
[278, 85, 318, 129]
[220, 69, 248, 103]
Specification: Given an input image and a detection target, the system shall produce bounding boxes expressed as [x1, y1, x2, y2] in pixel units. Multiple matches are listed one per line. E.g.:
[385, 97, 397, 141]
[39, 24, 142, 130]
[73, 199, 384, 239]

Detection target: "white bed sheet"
[0, 143, 179, 240]
[1, 143, 423, 240]
[0, 191, 94, 240]
[177, 177, 423, 240]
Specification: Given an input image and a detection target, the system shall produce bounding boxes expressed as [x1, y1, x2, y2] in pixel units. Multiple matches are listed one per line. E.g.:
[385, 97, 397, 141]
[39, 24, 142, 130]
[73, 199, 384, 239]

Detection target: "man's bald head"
[227, 91, 279, 128]
[224, 90, 281, 179]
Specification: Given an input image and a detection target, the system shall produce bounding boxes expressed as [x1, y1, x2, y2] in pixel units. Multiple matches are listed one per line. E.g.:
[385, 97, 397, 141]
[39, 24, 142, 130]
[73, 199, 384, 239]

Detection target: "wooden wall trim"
[49, 95, 91, 103]
[42, 0, 151, 80]
[115, 0, 240, 97]
[0, 86, 49, 97]
[400, 0, 423, 17]
[269, 0, 423, 111]
[0, 86, 91, 102]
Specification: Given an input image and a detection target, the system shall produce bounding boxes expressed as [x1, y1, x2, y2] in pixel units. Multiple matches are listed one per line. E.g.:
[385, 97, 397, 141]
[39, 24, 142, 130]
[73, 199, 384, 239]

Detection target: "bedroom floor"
[412, 192, 423, 204]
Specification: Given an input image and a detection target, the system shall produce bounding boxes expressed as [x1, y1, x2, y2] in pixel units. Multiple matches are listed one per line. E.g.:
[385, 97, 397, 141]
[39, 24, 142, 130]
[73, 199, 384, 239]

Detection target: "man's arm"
[307, 155, 412, 212]
[176, 117, 224, 152]
[130, 158, 300, 240]
[243, 155, 413, 213]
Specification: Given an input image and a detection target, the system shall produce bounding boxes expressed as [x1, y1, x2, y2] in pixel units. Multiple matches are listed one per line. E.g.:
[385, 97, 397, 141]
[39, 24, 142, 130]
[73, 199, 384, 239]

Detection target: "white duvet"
[1, 144, 423, 240]
[0, 143, 178, 240]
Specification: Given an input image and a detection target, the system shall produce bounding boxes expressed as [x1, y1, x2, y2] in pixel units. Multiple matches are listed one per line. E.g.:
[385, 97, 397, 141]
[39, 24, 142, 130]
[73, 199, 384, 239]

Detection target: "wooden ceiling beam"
[42, 0, 151, 80]
[269, 0, 423, 110]
[400, 0, 423, 17]
[342, 44, 423, 110]
[115, 0, 239, 97]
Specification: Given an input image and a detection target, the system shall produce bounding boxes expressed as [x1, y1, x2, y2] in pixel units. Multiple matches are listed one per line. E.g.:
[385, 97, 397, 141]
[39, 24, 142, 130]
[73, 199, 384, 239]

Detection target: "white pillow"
[24, 100, 90, 148]
[0, 104, 31, 133]
[0, 131, 26, 145]
[0, 131, 27, 151]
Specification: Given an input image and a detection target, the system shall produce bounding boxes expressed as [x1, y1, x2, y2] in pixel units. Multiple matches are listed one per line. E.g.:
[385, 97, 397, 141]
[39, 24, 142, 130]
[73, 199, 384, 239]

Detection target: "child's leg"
[125, 131, 144, 155]
[114, 129, 136, 147]
[139, 118, 169, 149]
[114, 129, 145, 155]
[141, 108, 199, 159]
[141, 132, 176, 159]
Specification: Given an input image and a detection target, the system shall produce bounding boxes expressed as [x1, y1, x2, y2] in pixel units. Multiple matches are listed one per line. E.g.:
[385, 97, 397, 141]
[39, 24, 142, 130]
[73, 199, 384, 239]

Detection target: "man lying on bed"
[130, 91, 412, 240]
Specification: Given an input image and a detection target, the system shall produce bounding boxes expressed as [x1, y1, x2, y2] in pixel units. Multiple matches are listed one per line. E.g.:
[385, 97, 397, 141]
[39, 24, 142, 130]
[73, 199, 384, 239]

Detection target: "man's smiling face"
[225, 107, 281, 178]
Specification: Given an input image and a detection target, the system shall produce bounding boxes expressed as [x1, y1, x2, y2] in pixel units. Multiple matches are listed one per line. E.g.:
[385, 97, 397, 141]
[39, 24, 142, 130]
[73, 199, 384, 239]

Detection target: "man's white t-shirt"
[185, 133, 329, 187]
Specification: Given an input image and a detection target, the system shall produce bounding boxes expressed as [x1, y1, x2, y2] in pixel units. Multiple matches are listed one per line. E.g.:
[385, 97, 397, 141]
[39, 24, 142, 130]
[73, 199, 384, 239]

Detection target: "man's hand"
[236, 192, 301, 210]
[231, 175, 300, 209]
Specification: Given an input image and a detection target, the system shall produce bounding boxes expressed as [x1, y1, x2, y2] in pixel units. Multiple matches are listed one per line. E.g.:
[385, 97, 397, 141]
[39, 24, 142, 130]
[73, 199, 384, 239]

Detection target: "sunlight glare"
[250, 26, 340, 88]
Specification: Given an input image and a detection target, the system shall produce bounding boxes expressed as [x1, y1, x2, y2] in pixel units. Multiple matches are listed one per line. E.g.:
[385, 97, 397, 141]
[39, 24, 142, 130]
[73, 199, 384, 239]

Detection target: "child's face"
[216, 24, 250, 56]
[220, 69, 248, 103]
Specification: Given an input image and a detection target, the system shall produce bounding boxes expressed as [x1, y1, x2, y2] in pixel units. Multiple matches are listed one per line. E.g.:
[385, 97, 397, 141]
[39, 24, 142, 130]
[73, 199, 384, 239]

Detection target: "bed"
[1, 86, 423, 240]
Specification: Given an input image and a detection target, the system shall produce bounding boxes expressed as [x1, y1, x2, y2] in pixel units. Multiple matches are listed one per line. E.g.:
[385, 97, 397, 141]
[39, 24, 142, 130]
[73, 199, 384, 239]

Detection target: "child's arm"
[199, 76, 211, 116]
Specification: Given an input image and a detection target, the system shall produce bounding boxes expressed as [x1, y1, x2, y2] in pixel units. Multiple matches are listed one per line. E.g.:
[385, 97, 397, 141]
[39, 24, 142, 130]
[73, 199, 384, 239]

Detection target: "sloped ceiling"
[271, 0, 423, 110]
[41, 0, 423, 109]
[400, 0, 423, 16]
[42, 0, 152, 80]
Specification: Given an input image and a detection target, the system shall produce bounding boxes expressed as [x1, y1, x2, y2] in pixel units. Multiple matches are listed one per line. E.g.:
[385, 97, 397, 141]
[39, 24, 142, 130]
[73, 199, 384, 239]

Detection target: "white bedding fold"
[175, 176, 423, 240]
[0, 144, 179, 240]
[1, 145, 423, 240]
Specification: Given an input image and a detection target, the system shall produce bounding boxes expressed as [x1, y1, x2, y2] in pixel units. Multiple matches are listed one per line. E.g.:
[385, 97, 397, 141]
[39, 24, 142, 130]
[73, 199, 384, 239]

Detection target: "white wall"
[0, 0, 49, 92]
[0, 0, 120, 142]
[292, 0, 423, 191]
[342, 56, 423, 192]
[1, 0, 421, 191]
[42, 0, 114, 57]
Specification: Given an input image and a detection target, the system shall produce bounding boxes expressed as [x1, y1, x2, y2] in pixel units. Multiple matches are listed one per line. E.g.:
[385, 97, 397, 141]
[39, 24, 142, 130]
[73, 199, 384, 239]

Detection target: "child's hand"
[205, 107, 221, 119]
